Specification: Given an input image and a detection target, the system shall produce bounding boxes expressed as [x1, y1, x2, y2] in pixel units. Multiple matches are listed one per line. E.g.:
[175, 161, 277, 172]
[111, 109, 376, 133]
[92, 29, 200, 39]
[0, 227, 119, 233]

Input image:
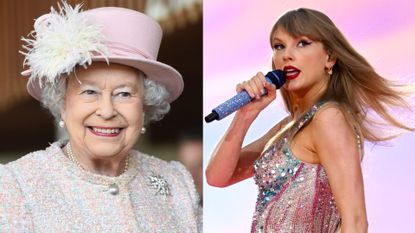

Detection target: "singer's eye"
[273, 43, 285, 50]
[298, 40, 312, 48]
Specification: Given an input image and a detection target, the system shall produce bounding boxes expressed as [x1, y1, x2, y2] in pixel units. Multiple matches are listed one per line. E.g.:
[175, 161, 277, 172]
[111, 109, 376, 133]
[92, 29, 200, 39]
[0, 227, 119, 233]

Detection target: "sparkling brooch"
[148, 173, 171, 196]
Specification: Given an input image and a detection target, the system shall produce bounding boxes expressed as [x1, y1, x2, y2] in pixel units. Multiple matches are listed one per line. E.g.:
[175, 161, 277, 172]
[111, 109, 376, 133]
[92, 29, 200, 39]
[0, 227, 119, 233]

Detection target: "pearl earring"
[140, 127, 146, 134]
[58, 120, 65, 128]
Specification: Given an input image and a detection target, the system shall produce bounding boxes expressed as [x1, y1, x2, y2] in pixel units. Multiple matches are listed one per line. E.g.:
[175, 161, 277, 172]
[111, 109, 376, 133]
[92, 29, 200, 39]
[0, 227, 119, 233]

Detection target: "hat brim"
[22, 56, 184, 103]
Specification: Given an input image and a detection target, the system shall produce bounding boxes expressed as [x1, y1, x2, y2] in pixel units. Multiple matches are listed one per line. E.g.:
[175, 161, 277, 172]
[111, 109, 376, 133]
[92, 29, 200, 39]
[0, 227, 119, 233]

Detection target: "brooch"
[147, 173, 171, 196]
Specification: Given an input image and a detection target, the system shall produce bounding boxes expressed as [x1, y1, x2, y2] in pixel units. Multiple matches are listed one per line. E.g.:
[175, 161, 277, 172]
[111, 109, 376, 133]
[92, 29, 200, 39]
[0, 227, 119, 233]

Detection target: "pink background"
[203, 0, 415, 232]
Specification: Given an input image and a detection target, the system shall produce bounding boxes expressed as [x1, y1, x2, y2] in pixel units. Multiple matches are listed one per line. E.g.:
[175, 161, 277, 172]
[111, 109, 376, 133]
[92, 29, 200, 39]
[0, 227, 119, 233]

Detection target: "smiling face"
[271, 28, 335, 98]
[61, 62, 144, 160]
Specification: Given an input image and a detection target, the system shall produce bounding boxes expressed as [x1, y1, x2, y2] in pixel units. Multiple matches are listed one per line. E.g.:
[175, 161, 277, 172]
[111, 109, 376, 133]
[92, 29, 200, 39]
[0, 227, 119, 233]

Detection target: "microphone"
[204, 70, 286, 123]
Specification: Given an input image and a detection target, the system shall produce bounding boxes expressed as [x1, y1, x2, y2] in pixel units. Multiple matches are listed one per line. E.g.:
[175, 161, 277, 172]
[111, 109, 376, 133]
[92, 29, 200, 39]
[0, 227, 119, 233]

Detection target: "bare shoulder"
[310, 103, 359, 160]
[311, 103, 352, 130]
[314, 102, 345, 119]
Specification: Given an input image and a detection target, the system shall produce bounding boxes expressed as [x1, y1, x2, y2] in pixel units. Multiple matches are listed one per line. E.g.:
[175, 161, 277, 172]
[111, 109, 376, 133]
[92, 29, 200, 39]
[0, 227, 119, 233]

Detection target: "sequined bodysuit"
[252, 102, 344, 233]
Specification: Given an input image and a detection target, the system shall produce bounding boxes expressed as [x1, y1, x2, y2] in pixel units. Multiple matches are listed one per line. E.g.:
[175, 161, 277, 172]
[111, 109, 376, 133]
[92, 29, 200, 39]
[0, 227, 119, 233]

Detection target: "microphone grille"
[266, 70, 286, 88]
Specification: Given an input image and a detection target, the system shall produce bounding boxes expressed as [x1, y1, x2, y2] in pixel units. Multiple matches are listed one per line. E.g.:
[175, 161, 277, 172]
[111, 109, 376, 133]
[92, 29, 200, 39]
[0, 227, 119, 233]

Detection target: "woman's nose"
[282, 47, 294, 61]
[96, 94, 117, 119]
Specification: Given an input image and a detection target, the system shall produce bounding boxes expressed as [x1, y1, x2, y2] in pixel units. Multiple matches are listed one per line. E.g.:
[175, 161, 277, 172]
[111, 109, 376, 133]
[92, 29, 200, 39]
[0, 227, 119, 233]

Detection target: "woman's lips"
[286, 72, 300, 80]
[87, 126, 123, 137]
[283, 65, 301, 80]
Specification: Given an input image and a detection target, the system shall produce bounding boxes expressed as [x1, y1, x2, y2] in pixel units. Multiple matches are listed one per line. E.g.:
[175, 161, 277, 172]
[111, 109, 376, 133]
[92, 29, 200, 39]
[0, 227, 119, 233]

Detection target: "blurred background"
[204, 0, 415, 232]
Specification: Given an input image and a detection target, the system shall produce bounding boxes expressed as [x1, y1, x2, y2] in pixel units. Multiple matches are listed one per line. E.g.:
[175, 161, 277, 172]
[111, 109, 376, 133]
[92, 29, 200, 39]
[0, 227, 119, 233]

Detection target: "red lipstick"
[283, 65, 301, 80]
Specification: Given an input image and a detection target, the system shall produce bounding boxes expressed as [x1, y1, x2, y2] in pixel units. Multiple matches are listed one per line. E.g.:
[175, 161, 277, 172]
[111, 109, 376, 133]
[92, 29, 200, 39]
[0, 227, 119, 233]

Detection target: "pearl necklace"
[65, 142, 129, 175]
[65, 142, 130, 195]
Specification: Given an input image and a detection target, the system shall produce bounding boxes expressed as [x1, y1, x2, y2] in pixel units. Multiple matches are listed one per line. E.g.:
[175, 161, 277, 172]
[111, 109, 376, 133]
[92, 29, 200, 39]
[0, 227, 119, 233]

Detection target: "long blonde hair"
[270, 8, 413, 142]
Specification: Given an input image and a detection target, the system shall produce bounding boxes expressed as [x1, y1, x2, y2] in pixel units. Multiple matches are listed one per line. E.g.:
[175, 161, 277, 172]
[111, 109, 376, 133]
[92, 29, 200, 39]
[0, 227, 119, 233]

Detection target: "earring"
[326, 66, 333, 77]
[140, 127, 146, 134]
[58, 120, 65, 128]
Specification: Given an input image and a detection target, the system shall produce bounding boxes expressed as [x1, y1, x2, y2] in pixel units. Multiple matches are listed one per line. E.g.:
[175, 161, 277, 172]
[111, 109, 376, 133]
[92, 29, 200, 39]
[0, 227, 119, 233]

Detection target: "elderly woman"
[0, 2, 200, 232]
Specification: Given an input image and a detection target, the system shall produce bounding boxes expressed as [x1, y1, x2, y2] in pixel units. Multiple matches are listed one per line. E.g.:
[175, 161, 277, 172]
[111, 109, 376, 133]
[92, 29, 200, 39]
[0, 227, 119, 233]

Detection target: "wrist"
[235, 109, 260, 123]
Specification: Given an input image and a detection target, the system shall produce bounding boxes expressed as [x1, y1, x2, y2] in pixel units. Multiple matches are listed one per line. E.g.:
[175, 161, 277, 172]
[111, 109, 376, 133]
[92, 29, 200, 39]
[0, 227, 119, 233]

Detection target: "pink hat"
[21, 5, 183, 103]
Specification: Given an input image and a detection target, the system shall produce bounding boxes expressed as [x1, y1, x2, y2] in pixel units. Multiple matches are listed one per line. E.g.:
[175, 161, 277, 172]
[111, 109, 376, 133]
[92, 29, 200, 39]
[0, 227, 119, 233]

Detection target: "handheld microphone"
[204, 70, 286, 123]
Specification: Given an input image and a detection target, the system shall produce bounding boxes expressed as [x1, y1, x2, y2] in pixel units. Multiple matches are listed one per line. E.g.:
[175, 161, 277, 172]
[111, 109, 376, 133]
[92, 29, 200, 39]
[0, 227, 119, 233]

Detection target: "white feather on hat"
[20, 1, 110, 87]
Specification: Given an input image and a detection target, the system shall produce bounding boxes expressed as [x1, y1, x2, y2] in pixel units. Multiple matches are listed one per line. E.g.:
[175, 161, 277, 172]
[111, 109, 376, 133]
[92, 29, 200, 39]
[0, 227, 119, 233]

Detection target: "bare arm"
[206, 111, 288, 187]
[206, 72, 285, 187]
[311, 106, 368, 233]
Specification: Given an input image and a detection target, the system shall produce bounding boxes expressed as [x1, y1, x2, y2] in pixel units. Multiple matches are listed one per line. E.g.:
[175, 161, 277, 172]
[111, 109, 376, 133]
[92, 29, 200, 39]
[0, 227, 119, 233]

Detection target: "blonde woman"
[206, 8, 413, 233]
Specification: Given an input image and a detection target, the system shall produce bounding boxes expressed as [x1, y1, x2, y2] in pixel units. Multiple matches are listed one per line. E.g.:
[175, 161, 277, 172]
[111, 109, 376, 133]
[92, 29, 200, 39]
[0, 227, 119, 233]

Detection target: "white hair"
[40, 75, 171, 125]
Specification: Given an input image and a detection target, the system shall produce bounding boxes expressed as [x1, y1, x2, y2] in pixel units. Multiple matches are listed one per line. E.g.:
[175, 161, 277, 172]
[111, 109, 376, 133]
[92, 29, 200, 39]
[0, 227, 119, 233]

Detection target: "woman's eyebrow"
[113, 86, 134, 92]
[272, 36, 284, 42]
[273, 35, 312, 42]
[113, 82, 139, 90]
[76, 79, 98, 87]
[77, 83, 99, 91]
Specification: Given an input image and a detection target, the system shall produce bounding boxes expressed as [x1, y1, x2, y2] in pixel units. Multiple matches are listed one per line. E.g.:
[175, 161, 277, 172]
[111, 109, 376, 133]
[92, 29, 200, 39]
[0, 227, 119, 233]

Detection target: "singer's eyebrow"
[272, 36, 284, 42]
[272, 36, 289, 44]
[273, 35, 313, 44]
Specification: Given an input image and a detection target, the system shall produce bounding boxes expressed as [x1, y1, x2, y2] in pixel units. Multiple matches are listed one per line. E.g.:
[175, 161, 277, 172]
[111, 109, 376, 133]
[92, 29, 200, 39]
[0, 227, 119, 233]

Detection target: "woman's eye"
[116, 92, 131, 98]
[81, 90, 97, 95]
[298, 40, 312, 48]
[273, 43, 284, 50]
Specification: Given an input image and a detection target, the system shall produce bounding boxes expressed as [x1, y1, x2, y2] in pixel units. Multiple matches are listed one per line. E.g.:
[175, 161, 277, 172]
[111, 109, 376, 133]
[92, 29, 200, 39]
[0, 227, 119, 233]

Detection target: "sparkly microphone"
[204, 70, 286, 123]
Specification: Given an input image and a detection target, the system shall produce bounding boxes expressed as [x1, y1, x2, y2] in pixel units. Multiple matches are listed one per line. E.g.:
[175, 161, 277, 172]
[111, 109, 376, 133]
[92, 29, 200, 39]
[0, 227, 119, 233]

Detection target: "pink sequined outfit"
[252, 102, 341, 233]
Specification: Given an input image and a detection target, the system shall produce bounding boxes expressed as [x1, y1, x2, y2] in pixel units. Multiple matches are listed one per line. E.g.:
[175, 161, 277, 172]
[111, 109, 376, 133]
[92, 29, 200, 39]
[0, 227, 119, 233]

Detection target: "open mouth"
[283, 65, 301, 80]
[87, 126, 124, 137]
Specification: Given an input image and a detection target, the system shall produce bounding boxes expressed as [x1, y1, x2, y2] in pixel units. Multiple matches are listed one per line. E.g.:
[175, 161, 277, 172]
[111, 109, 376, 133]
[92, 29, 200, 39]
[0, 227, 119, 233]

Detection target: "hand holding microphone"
[236, 73, 278, 114]
[205, 70, 286, 123]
